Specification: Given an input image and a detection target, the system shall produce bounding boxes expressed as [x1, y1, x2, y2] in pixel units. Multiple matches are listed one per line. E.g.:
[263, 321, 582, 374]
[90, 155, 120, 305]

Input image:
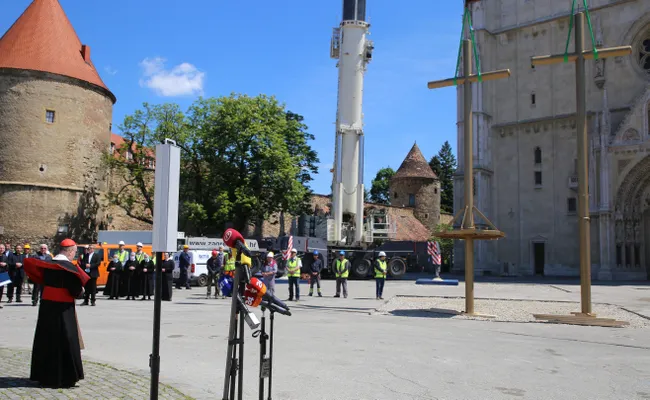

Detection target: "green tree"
[429, 141, 456, 213]
[369, 167, 395, 204]
[105, 94, 319, 234]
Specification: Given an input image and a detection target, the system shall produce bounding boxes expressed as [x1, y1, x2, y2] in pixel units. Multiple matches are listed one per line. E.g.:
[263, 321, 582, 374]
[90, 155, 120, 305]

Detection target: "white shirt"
[53, 254, 70, 262]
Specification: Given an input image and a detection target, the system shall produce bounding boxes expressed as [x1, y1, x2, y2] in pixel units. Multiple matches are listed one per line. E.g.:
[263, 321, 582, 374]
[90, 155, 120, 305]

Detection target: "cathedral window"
[534, 171, 542, 186]
[567, 197, 577, 213]
[634, 245, 640, 267]
[408, 194, 415, 207]
[45, 109, 56, 124]
[638, 30, 650, 75]
[531, 93, 536, 105]
[534, 147, 542, 164]
[616, 245, 622, 265]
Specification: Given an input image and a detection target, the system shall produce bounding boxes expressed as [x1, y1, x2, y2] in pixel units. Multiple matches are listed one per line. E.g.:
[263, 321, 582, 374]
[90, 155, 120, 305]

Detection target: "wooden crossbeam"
[427, 69, 511, 89]
[531, 45, 631, 66]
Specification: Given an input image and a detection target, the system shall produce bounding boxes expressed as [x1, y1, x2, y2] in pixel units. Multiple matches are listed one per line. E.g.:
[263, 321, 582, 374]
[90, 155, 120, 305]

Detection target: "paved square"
[1, 277, 650, 399]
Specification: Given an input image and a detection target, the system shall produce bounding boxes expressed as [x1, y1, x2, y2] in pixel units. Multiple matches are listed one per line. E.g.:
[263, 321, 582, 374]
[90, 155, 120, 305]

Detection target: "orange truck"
[74, 243, 153, 287]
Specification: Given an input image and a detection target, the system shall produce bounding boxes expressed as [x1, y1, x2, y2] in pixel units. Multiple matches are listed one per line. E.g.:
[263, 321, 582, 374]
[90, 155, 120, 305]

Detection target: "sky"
[1, 0, 463, 195]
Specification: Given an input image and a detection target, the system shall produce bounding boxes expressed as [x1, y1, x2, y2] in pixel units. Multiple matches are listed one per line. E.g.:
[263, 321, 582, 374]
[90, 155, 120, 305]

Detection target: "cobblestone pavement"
[0, 348, 193, 400]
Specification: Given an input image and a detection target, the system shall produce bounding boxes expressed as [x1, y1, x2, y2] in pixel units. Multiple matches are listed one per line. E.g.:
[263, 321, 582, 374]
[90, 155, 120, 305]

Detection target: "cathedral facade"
[455, 0, 650, 280]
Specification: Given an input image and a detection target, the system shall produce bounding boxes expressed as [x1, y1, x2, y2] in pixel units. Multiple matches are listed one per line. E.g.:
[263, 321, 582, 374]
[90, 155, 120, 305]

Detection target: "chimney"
[81, 45, 91, 62]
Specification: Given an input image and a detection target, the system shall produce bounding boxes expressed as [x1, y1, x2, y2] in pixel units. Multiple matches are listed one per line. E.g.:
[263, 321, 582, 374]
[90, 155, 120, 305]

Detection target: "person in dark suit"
[7, 244, 28, 303]
[81, 245, 101, 306]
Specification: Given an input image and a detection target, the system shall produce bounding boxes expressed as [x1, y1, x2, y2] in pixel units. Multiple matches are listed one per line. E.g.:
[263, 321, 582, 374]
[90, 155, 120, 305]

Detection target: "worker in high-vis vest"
[116, 241, 129, 266]
[223, 249, 236, 277]
[374, 251, 388, 300]
[286, 248, 302, 301]
[334, 251, 349, 298]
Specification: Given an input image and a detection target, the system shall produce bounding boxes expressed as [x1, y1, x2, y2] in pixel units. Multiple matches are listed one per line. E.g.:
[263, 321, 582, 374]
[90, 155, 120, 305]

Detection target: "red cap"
[212, 250, 218, 256]
[60, 238, 77, 247]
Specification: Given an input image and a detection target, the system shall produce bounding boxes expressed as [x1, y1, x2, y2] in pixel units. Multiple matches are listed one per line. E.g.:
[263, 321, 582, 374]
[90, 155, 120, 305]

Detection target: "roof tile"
[393, 143, 438, 180]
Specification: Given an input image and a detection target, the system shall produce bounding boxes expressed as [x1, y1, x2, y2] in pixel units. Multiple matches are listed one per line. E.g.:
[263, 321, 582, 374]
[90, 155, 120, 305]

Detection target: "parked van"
[75, 243, 153, 287]
[172, 250, 211, 286]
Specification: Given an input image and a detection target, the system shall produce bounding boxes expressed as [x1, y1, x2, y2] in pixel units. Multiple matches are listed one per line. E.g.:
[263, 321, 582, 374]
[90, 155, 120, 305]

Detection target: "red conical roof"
[393, 143, 438, 180]
[0, 0, 114, 102]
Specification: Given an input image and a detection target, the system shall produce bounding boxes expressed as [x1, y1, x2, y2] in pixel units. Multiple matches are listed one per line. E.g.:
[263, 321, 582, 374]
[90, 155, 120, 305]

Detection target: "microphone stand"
[222, 249, 250, 400]
[255, 307, 275, 400]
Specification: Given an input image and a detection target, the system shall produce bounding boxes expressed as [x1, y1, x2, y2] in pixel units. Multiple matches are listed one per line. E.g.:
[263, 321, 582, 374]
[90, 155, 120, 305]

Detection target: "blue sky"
[2, 0, 462, 195]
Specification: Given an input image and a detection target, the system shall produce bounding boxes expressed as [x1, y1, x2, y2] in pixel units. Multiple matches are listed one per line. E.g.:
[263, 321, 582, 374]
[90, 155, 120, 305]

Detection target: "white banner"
[185, 237, 260, 251]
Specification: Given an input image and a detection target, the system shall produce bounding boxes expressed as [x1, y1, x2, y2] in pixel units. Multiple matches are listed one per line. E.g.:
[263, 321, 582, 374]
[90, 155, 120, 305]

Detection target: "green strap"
[453, 7, 469, 86]
[563, 0, 577, 62]
[453, 7, 482, 85]
[583, 0, 598, 60]
[564, 0, 599, 62]
[467, 11, 482, 82]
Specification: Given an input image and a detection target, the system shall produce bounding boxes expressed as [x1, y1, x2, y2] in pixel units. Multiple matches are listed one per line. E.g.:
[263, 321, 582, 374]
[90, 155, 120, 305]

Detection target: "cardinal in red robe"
[24, 238, 89, 388]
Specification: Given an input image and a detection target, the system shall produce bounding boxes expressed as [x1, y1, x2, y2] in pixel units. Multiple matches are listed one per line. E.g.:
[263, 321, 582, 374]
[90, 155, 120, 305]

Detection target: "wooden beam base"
[533, 314, 629, 328]
[462, 312, 497, 319]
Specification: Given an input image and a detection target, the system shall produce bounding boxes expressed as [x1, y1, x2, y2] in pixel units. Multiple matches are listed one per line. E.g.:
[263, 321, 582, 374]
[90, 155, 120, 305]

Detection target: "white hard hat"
[267, 252, 274, 258]
[118, 241, 125, 245]
[219, 245, 224, 250]
[291, 248, 297, 253]
[136, 242, 143, 247]
[378, 251, 386, 257]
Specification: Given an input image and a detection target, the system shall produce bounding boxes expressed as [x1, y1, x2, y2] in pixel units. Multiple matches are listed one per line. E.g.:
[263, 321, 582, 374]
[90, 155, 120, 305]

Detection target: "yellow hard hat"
[24, 244, 31, 249]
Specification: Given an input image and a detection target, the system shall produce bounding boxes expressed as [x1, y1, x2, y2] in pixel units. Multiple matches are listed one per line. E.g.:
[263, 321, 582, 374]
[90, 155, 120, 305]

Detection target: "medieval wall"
[0, 70, 113, 245]
[389, 177, 441, 231]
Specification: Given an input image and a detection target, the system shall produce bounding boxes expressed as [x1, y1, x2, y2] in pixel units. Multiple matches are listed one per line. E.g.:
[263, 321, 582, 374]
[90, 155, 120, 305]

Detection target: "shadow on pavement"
[292, 304, 374, 314]
[0, 377, 40, 389]
[389, 308, 460, 319]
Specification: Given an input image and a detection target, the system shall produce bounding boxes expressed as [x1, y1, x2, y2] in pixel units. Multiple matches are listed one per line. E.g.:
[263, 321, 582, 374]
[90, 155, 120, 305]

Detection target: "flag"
[428, 241, 441, 266]
[282, 236, 293, 261]
[0, 272, 11, 287]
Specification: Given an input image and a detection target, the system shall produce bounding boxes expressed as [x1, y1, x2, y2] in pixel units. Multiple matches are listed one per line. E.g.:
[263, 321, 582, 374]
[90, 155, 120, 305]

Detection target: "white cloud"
[104, 66, 118, 76]
[138, 57, 205, 97]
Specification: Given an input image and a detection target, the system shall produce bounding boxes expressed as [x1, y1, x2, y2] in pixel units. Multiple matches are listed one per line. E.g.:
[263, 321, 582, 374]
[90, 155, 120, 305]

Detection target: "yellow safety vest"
[224, 254, 235, 272]
[335, 259, 349, 279]
[374, 260, 387, 279]
[287, 258, 301, 278]
[135, 252, 146, 263]
[117, 250, 128, 264]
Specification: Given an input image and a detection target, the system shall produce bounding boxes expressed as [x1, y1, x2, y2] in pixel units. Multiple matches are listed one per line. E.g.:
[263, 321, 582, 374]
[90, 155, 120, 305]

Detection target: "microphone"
[223, 228, 251, 257]
[246, 277, 290, 312]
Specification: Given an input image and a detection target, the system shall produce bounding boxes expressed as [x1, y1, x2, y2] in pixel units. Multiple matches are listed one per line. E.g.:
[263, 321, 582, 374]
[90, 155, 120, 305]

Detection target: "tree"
[369, 167, 395, 204]
[430, 141, 457, 213]
[105, 94, 319, 234]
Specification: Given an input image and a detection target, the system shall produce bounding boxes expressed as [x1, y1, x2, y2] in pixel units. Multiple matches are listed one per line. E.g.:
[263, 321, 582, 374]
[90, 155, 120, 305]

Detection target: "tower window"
[394, 192, 398, 199]
[567, 197, 577, 213]
[534, 171, 542, 186]
[434, 187, 438, 194]
[531, 93, 536, 105]
[425, 213, 429, 219]
[408, 194, 415, 207]
[109, 122, 113, 131]
[110, 143, 116, 154]
[45, 110, 56, 124]
[534, 147, 542, 164]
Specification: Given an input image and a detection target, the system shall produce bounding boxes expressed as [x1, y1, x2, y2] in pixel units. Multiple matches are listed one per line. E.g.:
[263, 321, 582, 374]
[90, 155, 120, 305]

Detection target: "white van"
[172, 250, 212, 286]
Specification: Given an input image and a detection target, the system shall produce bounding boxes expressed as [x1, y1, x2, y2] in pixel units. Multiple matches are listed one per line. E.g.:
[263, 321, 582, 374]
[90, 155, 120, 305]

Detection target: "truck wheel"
[388, 257, 407, 278]
[197, 274, 208, 287]
[352, 259, 372, 279]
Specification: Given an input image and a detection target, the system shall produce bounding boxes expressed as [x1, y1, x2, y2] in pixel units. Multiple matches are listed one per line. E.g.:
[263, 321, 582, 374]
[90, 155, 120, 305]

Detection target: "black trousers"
[288, 276, 300, 300]
[7, 274, 23, 300]
[84, 278, 97, 304]
[32, 284, 42, 304]
[206, 272, 220, 296]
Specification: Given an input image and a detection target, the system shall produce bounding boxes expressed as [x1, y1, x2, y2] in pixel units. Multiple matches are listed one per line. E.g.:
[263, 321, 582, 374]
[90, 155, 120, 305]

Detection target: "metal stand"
[222, 251, 250, 400]
[149, 252, 163, 399]
[254, 308, 275, 400]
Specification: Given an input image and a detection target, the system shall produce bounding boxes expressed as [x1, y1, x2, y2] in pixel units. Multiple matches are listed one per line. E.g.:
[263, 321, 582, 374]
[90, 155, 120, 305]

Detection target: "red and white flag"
[282, 236, 293, 260]
[428, 241, 441, 266]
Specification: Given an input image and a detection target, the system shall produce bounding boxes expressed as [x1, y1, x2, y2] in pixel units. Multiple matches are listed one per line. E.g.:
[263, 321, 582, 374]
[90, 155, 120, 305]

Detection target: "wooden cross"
[427, 38, 510, 315]
[531, 12, 631, 316]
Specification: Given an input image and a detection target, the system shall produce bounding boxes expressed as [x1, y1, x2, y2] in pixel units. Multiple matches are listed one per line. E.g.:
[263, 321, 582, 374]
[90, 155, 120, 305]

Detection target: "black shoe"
[318, 293, 323, 297]
[309, 293, 313, 297]
[16, 299, 22, 303]
[7, 299, 12, 304]
[148, 297, 152, 300]
[334, 295, 340, 298]
[91, 303, 96, 306]
[31, 302, 36, 307]
[81, 302, 89, 306]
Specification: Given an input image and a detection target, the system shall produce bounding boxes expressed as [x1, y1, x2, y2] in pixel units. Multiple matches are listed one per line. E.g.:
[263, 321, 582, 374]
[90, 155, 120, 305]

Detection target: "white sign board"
[152, 141, 181, 252]
[186, 237, 259, 252]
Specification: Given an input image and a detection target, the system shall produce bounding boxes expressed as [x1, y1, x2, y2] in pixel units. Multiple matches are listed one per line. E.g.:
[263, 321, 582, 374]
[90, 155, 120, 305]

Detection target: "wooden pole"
[462, 39, 475, 315]
[530, 12, 632, 316]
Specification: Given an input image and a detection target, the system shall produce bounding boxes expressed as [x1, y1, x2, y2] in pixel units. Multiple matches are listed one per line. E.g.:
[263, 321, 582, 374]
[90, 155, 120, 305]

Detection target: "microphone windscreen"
[223, 228, 245, 248]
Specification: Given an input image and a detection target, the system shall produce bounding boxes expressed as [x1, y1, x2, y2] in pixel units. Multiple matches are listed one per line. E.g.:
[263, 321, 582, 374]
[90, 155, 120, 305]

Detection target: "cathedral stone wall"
[0, 70, 113, 245]
[456, 0, 650, 279]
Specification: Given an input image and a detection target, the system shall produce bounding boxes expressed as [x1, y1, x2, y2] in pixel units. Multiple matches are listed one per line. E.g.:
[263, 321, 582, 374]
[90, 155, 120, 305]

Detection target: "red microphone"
[223, 228, 251, 257]
[246, 277, 290, 313]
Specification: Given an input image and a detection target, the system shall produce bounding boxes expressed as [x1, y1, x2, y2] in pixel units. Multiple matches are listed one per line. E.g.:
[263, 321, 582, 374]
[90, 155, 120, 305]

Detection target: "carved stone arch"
[615, 156, 650, 245]
[619, 12, 650, 80]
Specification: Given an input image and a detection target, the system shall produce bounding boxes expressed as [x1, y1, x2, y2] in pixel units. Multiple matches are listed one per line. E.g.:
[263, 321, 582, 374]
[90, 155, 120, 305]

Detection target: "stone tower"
[389, 143, 441, 232]
[0, 0, 116, 245]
